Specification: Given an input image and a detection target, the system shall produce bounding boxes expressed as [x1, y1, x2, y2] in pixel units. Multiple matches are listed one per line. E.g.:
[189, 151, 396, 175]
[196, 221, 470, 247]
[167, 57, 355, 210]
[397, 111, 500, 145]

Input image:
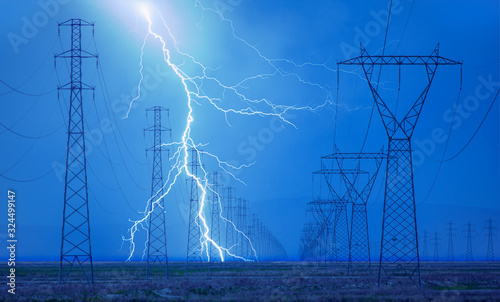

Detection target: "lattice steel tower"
[224, 187, 236, 260]
[248, 214, 258, 261]
[56, 19, 97, 284]
[446, 222, 455, 262]
[209, 172, 222, 263]
[307, 199, 335, 262]
[339, 44, 462, 288]
[242, 199, 251, 258]
[186, 148, 202, 267]
[433, 232, 440, 261]
[325, 147, 384, 274]
[312, 162, 351, 262]
[465, 222, 474, 262]
[486, 218, 495, 261]
[252, 216, 263, 261]
[145, 106, 170, 279]
[236, 198, 250, 259]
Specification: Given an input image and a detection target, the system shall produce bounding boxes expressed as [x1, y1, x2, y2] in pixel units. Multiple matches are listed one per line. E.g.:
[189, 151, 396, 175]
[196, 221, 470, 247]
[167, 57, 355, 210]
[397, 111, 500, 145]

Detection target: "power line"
[93, 40, 145, 165]
[88, 185, 121, 215]
[55, 36, 148, 213]
[422, 87, 498, 204]
[419, 86, 463, 205]
[0, 79, 56, 96]
[442, 88, 499, 162]
[360, 0, 393, 152]
[0, 121, 63, 139]
[0, 91, 62, 175]
[93, 66, 150, 195]
[0, 37, 58, 96]
[394, 0, 415, 53]
[0, 168, 53, 183]
[0, 69, 58, 135]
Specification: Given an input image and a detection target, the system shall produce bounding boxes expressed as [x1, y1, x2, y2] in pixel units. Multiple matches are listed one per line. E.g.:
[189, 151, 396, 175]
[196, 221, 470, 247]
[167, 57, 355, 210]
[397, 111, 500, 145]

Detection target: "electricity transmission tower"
[300, 207, 321, 261]
[333, 197, 350, 263]
[485, 218, 496, 261]
[252, 216, 261, 260]
[312, 162, 352, 262]
[241, 199, 251, 258]
[324, 147, 385, 274]
[433, 232, 440, 262]
[248, 214, 258, 261]
[301, 206, 316, 261]
[307, 198, 335, 262]
[236, 198, 249, 259]
[209, 172, 222, 263]
[446, 222, 455, 262]
[145, 106, 170, 279]
[56, 19, 98, 284]
[338, 44, 462, 288]
[224, 187, 236, 260]
[186, 148, 202, 267]
[465, 222, 475, 262]
[252, 216, 263, 261]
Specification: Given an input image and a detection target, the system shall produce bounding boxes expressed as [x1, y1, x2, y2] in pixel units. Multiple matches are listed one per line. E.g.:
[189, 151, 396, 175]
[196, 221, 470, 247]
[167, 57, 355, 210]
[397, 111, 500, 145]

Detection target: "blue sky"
[0, 0, 498, 261]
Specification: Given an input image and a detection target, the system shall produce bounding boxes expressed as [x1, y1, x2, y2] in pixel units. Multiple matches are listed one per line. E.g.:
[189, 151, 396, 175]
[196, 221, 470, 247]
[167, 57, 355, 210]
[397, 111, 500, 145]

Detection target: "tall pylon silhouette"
[339, 44, 462, 288]
[224, 187, 236, 260]
[209, 172, 222, 263]
[446, 222, 455, 262]
[465, 222, 475, 262]
[186, 148, 202, 269]
[325, 146, 385, 274]
[56, 19, 98, 284]
[433, 232, 440, 261]
[145, 106, 170, 279]
[485, 218, 496, 261]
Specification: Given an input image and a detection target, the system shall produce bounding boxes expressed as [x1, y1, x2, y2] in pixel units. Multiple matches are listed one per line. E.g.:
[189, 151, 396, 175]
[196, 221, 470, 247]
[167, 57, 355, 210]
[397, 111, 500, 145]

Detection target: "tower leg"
[333, 201, 349, 263]
[378, 138, 421, 288]
[349, 203, 371, 275]
[224, 188, 235, 261]
[209, 173, 222, 264]
[186, 149, 202, 269]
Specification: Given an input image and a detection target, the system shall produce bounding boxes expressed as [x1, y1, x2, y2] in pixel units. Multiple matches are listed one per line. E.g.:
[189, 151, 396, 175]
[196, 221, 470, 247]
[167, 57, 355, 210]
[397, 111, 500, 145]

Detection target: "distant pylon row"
[301, 44, 462, 289]
[186, 161, 287, 270]
[299, 146, 384, 277]
[421, 219, 496, 262]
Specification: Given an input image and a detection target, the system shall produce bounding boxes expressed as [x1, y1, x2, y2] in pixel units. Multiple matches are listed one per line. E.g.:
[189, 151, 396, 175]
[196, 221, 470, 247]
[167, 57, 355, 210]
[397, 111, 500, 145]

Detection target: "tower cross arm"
[322, 152, 387, 160]
[58, 19, 95, 27]
[145, 126, 171, 132]
[338, 55, 462, 66]
[55, 49, 98, 59]
[313, 168, 369, 175]
[57, 82, 95, 90]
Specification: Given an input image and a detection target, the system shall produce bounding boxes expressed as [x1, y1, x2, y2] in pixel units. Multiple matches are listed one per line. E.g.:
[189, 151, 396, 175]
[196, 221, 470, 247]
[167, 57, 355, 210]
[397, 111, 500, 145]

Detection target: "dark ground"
[1, 261, 499, 301]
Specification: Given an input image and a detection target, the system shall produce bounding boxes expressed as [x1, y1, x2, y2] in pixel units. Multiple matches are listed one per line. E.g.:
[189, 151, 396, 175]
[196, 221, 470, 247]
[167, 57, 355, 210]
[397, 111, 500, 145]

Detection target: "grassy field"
[1, 261, 499, 301]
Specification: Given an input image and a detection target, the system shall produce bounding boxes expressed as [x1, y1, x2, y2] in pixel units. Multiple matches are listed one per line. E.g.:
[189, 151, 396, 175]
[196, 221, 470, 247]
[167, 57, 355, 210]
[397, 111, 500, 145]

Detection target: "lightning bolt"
[122, 1, 364, 263]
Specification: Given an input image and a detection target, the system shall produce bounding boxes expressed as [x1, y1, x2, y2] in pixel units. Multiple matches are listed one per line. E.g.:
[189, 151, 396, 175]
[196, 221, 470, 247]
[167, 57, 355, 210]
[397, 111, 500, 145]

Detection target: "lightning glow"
[122, 1, 362, 262]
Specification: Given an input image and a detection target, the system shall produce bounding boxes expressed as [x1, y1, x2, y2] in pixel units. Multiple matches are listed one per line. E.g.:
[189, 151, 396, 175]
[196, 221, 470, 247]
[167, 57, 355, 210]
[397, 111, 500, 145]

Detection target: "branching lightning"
[122, 1, 366, 262]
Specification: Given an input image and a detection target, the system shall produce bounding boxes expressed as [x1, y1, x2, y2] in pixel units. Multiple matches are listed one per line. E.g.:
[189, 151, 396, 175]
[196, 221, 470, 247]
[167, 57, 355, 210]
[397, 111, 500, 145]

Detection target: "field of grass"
[1, 261, 499, 301]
